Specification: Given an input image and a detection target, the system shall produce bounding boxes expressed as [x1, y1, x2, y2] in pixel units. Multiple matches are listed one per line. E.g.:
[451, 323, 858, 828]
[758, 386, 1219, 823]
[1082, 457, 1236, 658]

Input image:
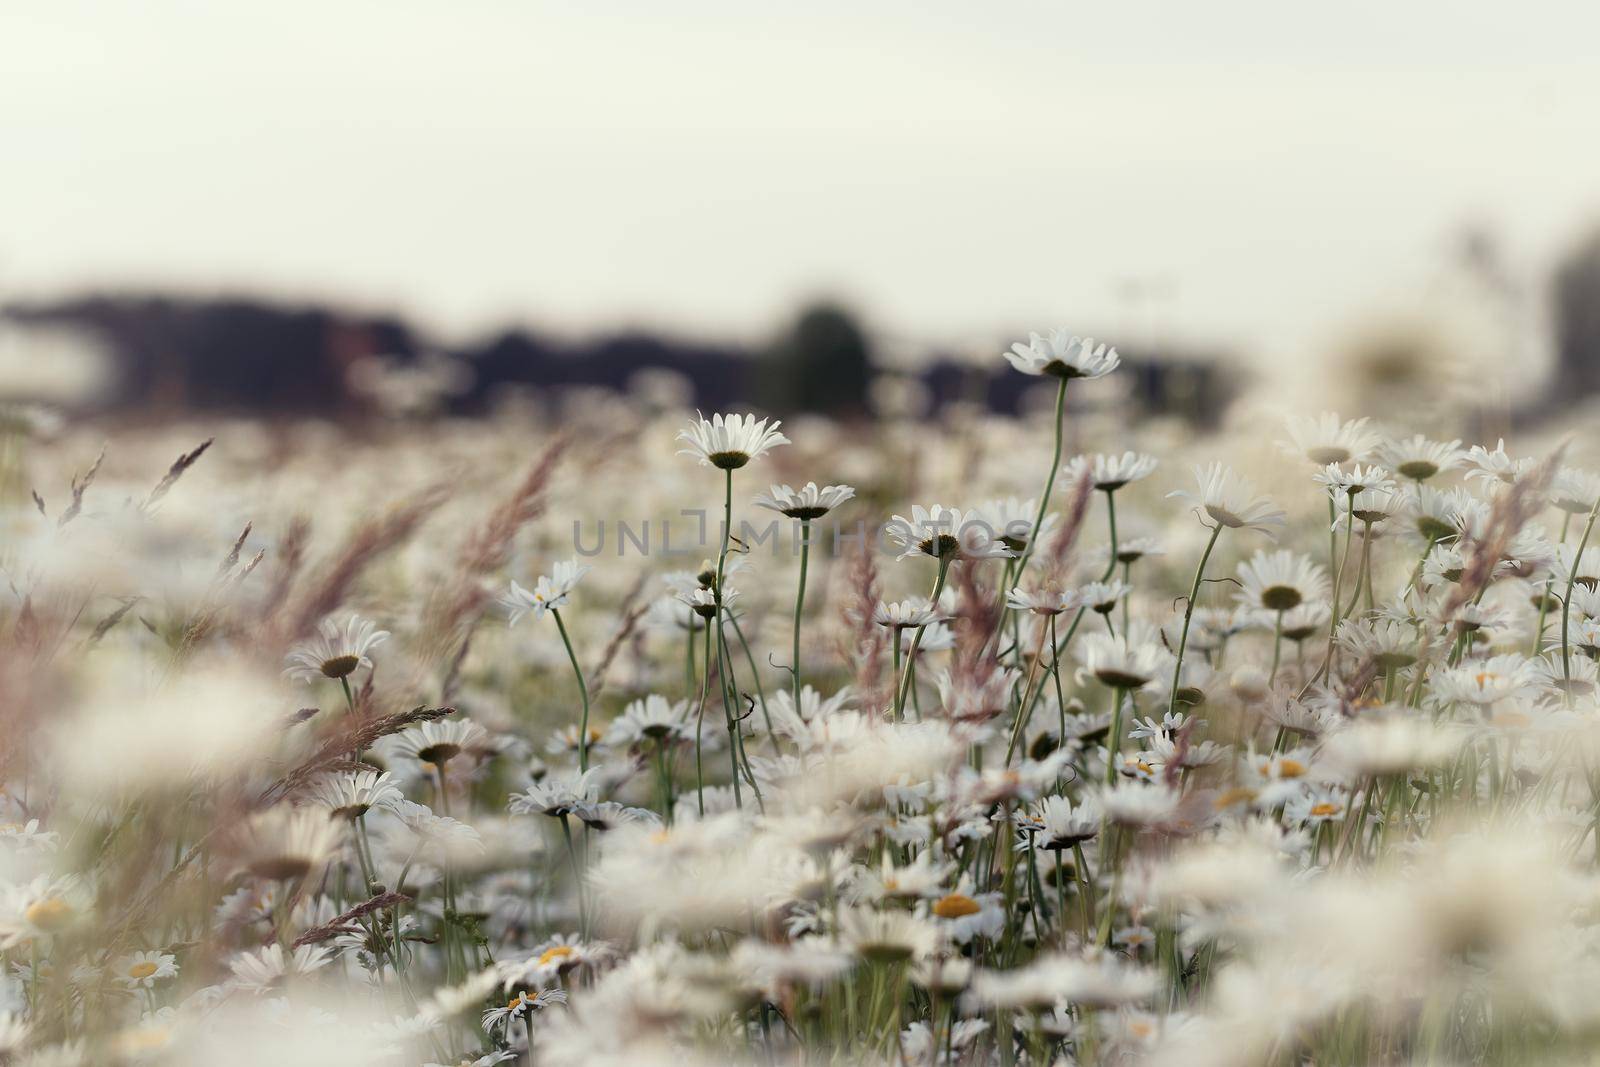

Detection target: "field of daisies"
[3, 330, 1600, 1067]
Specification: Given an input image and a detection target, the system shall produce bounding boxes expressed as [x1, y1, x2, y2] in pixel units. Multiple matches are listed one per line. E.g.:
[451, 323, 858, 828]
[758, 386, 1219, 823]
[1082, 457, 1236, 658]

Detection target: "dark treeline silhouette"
[2, 292, 1238, 424]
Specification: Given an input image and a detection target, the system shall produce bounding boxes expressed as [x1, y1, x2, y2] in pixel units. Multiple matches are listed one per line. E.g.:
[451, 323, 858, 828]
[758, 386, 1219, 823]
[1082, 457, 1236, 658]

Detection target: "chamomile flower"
[237, 807, 344, 882]
[1336, 617, 1421, 670]
[1065, 451, 1159, 492]
[837, 907, 940, 963]
[1006, 587, 1072, 616]
[1552, 467, 1600, 515]
[509, 770, 601, 819]
[228, 944, 333, 994]
[1277, 601, 1332, 641]
[1003, 330, 1120, 380]
[1432, 655, 1537, 708]
[1077, 627, 1173, 691]
[1464, 439, 1535, 485]
[0, 877, 88, 946]
[499, 560, 590, 625]
[1235, 550, 1330, 613]
[1315, 462, 1397, 499]
[1381, 434, 1463, 482]
[114, 951, 177, 990]
[886, 505, 1014, 561]
[309, 769, 403, 820]
[481, 988, 566, 1035]
[1285, 786, 1351, 826]
[1282, 413, 1380, 465]
[604, 694, 691, 746]
[754, 482, 854, 520]
[1110, 536, 1164, 565]
[676, 412, 790, 469]
[1033, 794, 1099, 849]
[283, 614, 389, 683]
[980, 497, 1055, 552]
[1071, 579, 1133, 615]
[874, 598, 941, 630]
[392, 718, 489, 770]
[1168, 463, 1285, 535]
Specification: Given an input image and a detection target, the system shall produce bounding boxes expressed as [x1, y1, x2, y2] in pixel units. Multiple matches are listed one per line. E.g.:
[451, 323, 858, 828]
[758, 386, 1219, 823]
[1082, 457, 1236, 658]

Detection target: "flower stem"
[1562, 495, 1600, 697]
[792, 519, 812, 706]
[893, 557, 952, 720]
[551, 608, 591, 773]
[1168, 523, 1224, 717]
[1016, 378, 1068, 576]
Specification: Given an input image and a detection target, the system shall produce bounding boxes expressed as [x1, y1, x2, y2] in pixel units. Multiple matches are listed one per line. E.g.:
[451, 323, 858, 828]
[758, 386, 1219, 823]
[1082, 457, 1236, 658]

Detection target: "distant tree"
[761, 303, 873, 415]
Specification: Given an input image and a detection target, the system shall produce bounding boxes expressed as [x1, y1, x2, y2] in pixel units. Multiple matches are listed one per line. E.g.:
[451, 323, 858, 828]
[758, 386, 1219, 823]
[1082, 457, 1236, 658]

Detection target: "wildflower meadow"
[2, 332, 1599, 1067]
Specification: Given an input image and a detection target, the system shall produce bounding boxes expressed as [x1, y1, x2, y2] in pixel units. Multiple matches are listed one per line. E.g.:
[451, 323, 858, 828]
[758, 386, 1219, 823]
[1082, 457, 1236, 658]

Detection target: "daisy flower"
[509, 770, 601, 819]
[1282, 413, 1380, 465]
[1077, 627, 1174, 691]
[1071, 579, 1133, 615]
[283, 614, 389, 684]
[1033, 794, 1099, 849]
[237, 807, 344, 883]
[228, 944, 333, 995]
[1432, 655, 1537, 708]
[1463, 438, 1536, 485]
[1235, 549, 1330, 613]
[1380, 434, 1464, 482]
[753, 482, 854, 520]
[837, 907, 940, 963]
[604, 694, 691, 746]
[1064, 451, 1159, 492]
[114, 951, 177, 990]
[392, 718, 489, 770]
[499, 560, 591, 625]
[1552, 467, 1600, 515]
[980, 496, 1055, 552]
[1002, 330, 1120, 380]
[873, 598, 940, 630]
[676, 412, 790, 469]
[886, 505, 1014, 561]
[1314, 462, 1396, 499]
[1285, 786, 1351, 825]
[1168, 463, 1285, 535]
[481, 988, 567, 1035]
[309, 769, 404, 820]
[1110, 536, 1165, 565]
[0, 876, 87, 946]
[1006, 586, 1072, 616]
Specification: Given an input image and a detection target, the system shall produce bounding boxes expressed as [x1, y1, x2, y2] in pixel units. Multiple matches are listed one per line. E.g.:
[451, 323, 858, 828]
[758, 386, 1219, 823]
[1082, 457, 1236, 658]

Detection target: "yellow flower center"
[1276, 759, 1307, 778]
[25, 897, 72, 931]
[1309, 802, 1341, 817]
[128, 961, 160, 980]
[1214, 787, 1258, 809]
[538, 945, 576, 967]
[1474, 671, 1498, 689]
[933, 894, 982, 919]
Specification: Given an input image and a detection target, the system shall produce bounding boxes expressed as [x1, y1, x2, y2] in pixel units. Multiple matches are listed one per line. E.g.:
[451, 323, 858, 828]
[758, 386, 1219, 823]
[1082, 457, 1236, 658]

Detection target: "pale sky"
[4, 0, 1599, 365]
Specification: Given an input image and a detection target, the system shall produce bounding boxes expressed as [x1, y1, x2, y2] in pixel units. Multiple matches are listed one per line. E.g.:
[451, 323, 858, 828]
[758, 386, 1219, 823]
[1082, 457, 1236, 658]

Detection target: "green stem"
[893, 557, 952, 719]
[1563, 495, 1600, 698]
[1167, 523, 1224, 717]
[551, 608, 591, 772]
[793, 519, 811, 706]
[1016, 377, 1068, 576]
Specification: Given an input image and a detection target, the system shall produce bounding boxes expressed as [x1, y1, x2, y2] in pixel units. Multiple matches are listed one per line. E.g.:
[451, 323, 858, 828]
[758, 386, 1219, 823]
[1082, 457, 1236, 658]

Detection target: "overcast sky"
[4, 0, 1599, 365]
